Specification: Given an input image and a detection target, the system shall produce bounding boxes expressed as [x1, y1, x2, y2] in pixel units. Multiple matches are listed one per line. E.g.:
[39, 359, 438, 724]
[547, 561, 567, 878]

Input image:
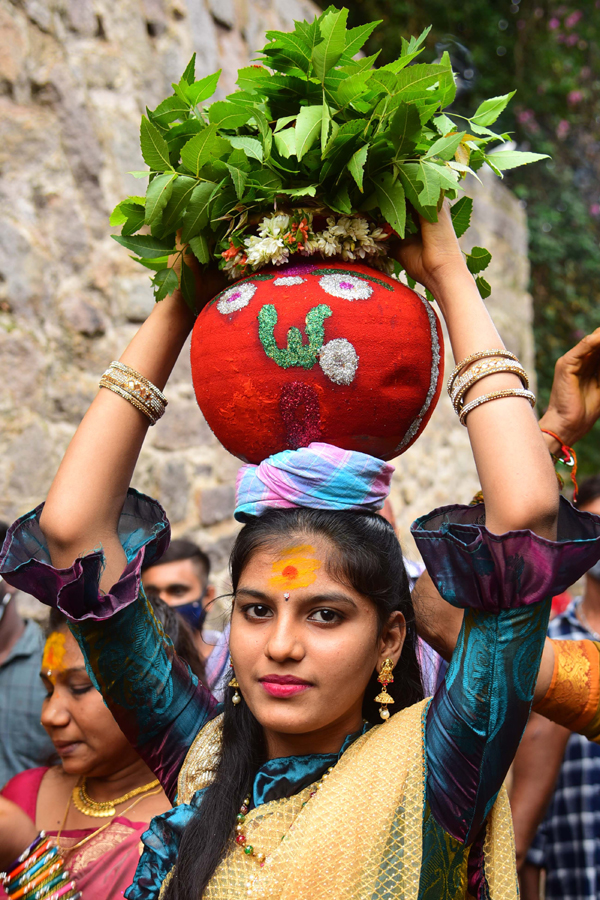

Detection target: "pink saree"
[2, 767, 148, 900]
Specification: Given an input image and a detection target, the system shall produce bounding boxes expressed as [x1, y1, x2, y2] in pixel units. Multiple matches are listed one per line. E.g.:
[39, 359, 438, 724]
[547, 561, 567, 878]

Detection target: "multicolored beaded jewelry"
[234, 765, 335, 866]
[1, 832, 81, 900]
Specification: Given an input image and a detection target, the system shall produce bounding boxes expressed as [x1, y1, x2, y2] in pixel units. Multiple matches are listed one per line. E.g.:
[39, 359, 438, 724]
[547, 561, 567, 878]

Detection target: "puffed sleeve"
[0, 489, 217, 801]
[412, 498, 600, 845]
[413, 496, 600, 610]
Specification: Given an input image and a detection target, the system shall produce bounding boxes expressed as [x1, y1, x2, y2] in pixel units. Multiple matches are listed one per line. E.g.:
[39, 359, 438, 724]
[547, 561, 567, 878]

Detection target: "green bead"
[236, 813, 245, 823]
[244, 845, 254, 855]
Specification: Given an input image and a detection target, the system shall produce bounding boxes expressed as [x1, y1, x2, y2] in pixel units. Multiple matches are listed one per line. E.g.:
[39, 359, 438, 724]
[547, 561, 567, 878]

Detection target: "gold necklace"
[72, 776, 160, 818]
[57, 785, 163, 857]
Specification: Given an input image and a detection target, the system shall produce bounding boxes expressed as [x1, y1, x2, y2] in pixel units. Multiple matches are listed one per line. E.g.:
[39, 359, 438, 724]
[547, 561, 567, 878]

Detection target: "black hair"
[575, 475, 600, 511]
[48, 595, 206, 682]
[143, 538, 211, 582]
[166, 507, 422, 900]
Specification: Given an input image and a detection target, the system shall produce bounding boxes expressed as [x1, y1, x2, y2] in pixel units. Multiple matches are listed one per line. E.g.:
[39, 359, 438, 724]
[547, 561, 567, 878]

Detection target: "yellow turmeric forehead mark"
[268, 544, 322, 591]
[42, 631, 67, 681]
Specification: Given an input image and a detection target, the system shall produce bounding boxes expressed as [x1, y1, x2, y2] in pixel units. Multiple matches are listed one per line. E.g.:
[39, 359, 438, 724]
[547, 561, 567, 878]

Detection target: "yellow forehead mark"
[269, 544, 322, 591]
[42, 631, 67, 679]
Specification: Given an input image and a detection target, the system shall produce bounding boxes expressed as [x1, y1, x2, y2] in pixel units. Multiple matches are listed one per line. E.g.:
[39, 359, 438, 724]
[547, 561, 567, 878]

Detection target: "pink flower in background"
[566, 33, 579, 45]
[567, 90, 583, 105]
[565, 10, 583, 27]
[549, 17, 561, 28]
[556, 119, 571, 138]
[590, 204, 600, 217]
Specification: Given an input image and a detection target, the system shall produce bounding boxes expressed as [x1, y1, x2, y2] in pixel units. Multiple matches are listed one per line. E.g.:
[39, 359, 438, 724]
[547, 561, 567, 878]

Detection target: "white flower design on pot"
[273, 276, 306, 286]
[318, 273, 373, 301]
[318, 339, 359, 385]
[216, 282, 257, 315]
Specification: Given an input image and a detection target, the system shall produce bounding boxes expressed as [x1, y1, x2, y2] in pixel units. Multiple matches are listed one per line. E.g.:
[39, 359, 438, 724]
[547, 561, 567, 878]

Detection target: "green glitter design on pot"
[258, 304, 332, 369]
[311, 268, 394, 291]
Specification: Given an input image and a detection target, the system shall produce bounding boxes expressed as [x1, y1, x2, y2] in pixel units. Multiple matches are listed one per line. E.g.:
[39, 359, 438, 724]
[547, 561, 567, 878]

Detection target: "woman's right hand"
[393, 202, 468, 298]
[0, 796, 37, 869]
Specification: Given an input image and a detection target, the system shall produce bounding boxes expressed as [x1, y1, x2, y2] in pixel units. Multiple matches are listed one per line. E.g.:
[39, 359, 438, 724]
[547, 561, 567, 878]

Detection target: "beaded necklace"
[234, 765, 334, 866]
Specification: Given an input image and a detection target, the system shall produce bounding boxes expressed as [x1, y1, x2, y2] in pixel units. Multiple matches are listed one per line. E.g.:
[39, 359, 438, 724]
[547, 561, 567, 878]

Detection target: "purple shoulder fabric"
[412, 496, 600, 610]
[0, 489, 171, 620]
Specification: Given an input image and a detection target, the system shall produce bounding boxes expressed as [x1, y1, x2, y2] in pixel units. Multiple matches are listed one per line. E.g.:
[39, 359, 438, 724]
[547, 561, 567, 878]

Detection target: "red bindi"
[282, 565, 298, 579]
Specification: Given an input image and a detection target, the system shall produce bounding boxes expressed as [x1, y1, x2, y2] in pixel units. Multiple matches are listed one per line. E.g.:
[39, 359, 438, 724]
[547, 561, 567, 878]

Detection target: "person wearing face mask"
[141, 540, 217, 656]
[0, 522, 56, 786]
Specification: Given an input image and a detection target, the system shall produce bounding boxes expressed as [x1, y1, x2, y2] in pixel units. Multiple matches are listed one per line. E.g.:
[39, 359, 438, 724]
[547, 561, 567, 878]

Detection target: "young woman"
[2, 206, 599, 900]
[0, 601, 204, 900]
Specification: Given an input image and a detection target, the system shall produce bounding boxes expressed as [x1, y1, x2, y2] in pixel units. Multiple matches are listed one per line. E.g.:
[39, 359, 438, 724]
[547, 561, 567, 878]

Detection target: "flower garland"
[221, 210, 393, 281]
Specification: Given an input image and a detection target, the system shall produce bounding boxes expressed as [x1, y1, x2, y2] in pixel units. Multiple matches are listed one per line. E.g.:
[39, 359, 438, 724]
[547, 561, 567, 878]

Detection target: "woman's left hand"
[392, 201, 468, 297]
[539, 328, 600, 448]
[0, 796, 37, 869]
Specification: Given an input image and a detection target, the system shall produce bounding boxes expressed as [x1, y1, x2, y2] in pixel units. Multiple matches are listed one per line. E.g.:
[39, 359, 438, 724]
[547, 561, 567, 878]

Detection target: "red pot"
[191, 259, 444, 464]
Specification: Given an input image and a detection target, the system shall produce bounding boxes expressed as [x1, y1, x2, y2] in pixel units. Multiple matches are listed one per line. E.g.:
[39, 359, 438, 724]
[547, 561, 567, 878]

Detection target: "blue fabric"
[527, 600, 600, 900]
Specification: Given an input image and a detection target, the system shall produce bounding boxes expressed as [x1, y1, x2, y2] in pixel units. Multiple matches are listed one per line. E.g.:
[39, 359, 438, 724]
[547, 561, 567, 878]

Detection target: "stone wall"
[0, 0, 534, 613]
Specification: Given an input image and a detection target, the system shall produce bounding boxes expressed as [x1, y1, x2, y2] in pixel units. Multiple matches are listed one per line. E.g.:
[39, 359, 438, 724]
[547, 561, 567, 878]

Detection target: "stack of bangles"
[1, 833, 80, 900]
[447, 349, 535, 426]
[99, 361, 167, 425]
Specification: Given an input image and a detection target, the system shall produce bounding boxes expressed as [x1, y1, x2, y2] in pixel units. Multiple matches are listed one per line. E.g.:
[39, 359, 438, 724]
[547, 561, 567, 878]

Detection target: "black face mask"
[174, 588, 208, 632]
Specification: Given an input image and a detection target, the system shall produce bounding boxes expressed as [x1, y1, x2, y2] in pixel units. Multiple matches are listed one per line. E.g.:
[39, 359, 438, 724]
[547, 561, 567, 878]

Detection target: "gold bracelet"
[447, 349, 519, 395]
[99, 362, 167, 425]
[451, 363, 529, 412]
[459, 388, 536, 426]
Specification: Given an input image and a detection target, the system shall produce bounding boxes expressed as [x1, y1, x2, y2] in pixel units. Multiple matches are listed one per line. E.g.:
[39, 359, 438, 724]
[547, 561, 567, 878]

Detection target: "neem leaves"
[111, 6, 549, 304]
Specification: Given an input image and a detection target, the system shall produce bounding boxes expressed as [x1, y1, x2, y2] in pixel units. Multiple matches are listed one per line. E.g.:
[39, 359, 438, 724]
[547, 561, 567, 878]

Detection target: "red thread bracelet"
[541, 429, 578, 502]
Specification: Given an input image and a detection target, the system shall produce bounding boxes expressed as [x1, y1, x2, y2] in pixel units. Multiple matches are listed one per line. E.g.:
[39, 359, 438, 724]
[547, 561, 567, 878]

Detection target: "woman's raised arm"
[39, 263, 222, 588]
[397, 204, 558, 538]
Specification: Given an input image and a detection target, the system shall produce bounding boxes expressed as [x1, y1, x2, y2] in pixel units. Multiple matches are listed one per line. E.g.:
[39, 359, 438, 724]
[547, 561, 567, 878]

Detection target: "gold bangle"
[447, 349, 519, 395]
[459, 388, 536, 426]
[451, 363, 529, 412]
[99, 362, 167, 425]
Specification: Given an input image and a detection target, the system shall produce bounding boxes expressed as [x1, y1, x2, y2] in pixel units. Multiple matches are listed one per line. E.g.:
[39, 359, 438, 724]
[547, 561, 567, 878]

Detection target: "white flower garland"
[221, 210, 393, 280]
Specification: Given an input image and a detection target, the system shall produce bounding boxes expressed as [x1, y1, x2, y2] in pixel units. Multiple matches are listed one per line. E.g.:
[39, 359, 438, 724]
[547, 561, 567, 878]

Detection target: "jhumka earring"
[375, 658, 395, 720]
[228, 657, 241, 706]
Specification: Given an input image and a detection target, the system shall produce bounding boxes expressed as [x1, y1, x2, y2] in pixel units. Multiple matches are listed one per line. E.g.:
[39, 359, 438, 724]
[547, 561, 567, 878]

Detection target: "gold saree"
[166, 700, 517, 900]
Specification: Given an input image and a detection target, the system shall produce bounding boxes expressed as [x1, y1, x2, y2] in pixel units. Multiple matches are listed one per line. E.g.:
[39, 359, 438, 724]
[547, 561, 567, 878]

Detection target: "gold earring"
[374, 658, 395, 721]
[229, 658, 241, 706]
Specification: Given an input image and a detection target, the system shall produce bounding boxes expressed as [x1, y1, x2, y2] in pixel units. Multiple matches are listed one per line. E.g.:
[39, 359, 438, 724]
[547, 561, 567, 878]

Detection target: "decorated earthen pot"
[191, 259, 444, 464]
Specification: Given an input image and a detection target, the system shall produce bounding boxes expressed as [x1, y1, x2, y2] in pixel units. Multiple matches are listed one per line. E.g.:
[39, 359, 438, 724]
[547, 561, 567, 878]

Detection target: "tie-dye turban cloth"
[235, 442, 394, 521]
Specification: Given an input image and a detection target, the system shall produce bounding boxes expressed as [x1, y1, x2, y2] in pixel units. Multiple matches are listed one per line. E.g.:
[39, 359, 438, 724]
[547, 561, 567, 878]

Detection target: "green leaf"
[476, 276, 491, 299]
[112, 234, 175, 258]
[337, 70, 371, 108]
[140, 116, 171, 171]
[295, 105, 323, 160]
[189, 234, 210, 264]
[321, 101, 332, 154]
[160, 175, 199, 235]
[128, 170, 152, 178]
[181, 54, 196, 85]
[274, 128, 297, 158]
[433, 114, 456, 136]
[328, 183, 353, 214]
[110, 201, 133, 227]
[424, 132, 465, 161]
[153, 267, 179, 302]
[466, 246, 492, 274]
[180, 260, 197, 312]
[150, 95, 190, 127]
[485, 150, 549, 171]
[136, 256, 170, 271]
[187, 71, 221, 106]
[312, 7, 348, 83]
[181, 126, 227, 176]
[471, 92, 516, 127]
[274, 115, 297, 133]
[208, 100, 253, 130]
[347, 144, 368, 191]
[181, 181, 219, 242]
[397, 163, 438, 222]
[276, 184, 318, 197]
[390, 102, 421, 154]
[145, 173, 177, 224]
[227, 135, 264, 163]
[226, 163, 248, 200]
[374, 172, 406, 238]
[450, 196, 473, 238]
[343, 20, 381, 58]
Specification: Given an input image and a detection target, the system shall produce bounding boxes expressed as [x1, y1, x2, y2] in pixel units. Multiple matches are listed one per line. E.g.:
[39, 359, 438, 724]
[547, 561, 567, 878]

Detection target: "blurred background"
[0, 0, 597, 606]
